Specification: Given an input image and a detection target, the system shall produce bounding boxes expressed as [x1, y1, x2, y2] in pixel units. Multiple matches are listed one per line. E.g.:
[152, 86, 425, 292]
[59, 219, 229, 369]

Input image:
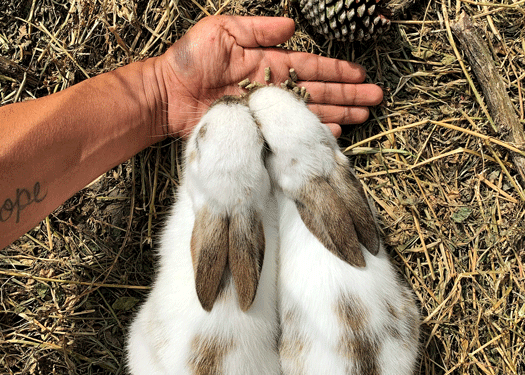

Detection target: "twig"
[451, 12, 525, 184]
[0, 56, 40, 88]
[459, 0, 525, 8]
[441, 5, 496, 132]
[0, 270, 150, 290]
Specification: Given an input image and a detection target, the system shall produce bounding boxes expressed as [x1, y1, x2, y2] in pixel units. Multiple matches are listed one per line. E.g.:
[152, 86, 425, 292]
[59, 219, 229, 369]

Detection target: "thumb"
[218, 16, 295, 47]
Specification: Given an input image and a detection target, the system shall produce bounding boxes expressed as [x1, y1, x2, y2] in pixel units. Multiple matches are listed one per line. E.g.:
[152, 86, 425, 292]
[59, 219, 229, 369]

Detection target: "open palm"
[159, 16, 383, 137]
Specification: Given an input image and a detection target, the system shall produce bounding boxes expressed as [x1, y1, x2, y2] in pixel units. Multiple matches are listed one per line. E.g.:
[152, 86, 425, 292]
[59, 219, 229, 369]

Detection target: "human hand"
[157, 15, 383, 138]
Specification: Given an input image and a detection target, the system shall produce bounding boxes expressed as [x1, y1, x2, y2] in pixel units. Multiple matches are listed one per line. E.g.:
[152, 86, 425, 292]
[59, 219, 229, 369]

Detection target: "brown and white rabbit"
[248, 86, 420, 375]
[126, 96, 280, 375]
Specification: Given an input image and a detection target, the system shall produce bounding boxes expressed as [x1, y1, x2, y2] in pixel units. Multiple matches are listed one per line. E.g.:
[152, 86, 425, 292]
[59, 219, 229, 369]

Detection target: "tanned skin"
[0, 16, 383, 250]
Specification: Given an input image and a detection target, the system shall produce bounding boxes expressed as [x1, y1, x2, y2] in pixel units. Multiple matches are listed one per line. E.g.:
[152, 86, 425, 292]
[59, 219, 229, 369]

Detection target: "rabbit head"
[248, 86, 379, 267]
[184, 95, 271, 312]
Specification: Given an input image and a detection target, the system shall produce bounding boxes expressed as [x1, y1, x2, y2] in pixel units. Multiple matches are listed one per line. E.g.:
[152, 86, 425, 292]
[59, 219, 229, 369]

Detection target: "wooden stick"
[451, 12, 525, 183]
[0, 56, 40, 88]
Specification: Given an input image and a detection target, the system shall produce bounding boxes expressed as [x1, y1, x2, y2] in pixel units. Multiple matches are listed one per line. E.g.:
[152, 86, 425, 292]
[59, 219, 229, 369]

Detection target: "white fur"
[126, 100, 280, 375]
[248, 86, 420, 375]
[277, 193, 419, 375]
[249, 88, 339, 194]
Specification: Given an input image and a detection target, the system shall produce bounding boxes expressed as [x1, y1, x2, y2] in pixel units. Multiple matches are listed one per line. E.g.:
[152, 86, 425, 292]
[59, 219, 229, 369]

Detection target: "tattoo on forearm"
[0, 182, 47, 224]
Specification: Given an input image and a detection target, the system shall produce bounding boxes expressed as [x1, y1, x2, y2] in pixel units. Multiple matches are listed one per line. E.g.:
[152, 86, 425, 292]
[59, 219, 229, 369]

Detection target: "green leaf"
[441, 54, 456, 66]
[451, 207, 472, 223]
[35, 283, 49, 299]
[112, 296, 139, 311]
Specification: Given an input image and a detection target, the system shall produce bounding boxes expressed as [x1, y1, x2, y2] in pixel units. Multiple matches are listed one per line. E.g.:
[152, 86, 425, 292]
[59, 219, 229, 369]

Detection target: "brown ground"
[1, 0, 524, 374]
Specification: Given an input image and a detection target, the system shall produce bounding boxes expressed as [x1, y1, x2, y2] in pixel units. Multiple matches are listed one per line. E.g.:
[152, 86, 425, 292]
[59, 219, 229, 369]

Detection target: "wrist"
[155, 47, 201, 139]
[134, 56, 170, 141]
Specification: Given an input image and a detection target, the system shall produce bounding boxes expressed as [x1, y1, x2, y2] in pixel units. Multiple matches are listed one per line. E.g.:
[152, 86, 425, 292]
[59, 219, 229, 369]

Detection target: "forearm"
[0, 57, 167, 249]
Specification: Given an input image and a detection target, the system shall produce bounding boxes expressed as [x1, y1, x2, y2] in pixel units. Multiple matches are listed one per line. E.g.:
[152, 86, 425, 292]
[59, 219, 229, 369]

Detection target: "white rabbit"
[248, 86, 420, 375]
[126, 96, 280, 375]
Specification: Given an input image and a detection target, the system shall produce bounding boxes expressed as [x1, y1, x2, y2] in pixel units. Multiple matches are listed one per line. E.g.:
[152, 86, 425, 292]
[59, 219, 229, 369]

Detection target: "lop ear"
[294, 178, 366, 267]
[330, 160, 380, 256]
[191, 207, 229, 312]
[293, 158, 380, 268]
[228, 208, 265, 312]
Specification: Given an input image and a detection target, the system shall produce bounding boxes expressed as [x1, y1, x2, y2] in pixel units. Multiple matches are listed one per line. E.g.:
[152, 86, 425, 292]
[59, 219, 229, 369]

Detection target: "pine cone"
[299, 0, 392, 42]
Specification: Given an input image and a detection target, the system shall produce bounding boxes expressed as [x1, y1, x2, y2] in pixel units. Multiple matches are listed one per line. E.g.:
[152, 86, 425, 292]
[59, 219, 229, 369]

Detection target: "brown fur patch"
[191, 206, 229, 312]
[386, 290, 420, 349]
[294, 177, 365, 267]
[338, 334, 380, 375]
[279, 330, 309, 375]
[384, 301, 403, 340]
[279, 335, 307, 359]
[253, 118, 262, 129]
[188, 335, 234, 375]
[198, 125, 207, 139]
[386, 324, 402, 340]
[213, 269, 235, 304]
[279, 307, 309, 374]
[329, 158, 380, 256]
[228, 207, 265, 312]
[188, 150, 197, 164]
[386, 302, 399, 320]
[336, 294, 368, 333]
[282, 309, 297, 324]
[336, 294, 380, 374]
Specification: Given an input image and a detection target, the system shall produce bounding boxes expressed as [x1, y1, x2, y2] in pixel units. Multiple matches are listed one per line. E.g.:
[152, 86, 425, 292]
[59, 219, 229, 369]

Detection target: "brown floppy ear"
[294, 178, 366, 268]
[191, 206, 229, 312]
[228, 208, 265, 312]
[329, 160, 380, 256]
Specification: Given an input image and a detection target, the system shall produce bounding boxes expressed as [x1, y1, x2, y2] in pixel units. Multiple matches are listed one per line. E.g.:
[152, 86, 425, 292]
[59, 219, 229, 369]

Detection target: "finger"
[301, 82, 384, 107]
[218, 16, 295, 47]
[287, 52, 367, 83]
[308, 104, 371, 125]
[326, 123, 342, 138]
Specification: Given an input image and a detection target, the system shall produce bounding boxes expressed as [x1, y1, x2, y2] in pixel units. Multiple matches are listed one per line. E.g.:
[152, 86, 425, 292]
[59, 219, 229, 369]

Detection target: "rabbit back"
[247, 87, 419, 374]
[127, 97, 281, 375]
[128, 173, 281, 375]
[277, 183, 419, 375]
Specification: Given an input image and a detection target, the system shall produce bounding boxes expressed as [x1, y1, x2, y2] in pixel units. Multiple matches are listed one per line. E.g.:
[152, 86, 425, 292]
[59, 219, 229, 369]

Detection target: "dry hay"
[1, 0, 524, 374]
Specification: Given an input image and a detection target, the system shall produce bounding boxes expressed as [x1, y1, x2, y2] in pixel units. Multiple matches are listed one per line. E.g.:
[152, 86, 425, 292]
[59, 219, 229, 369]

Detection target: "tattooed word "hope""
[0, 182, 47, 224]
